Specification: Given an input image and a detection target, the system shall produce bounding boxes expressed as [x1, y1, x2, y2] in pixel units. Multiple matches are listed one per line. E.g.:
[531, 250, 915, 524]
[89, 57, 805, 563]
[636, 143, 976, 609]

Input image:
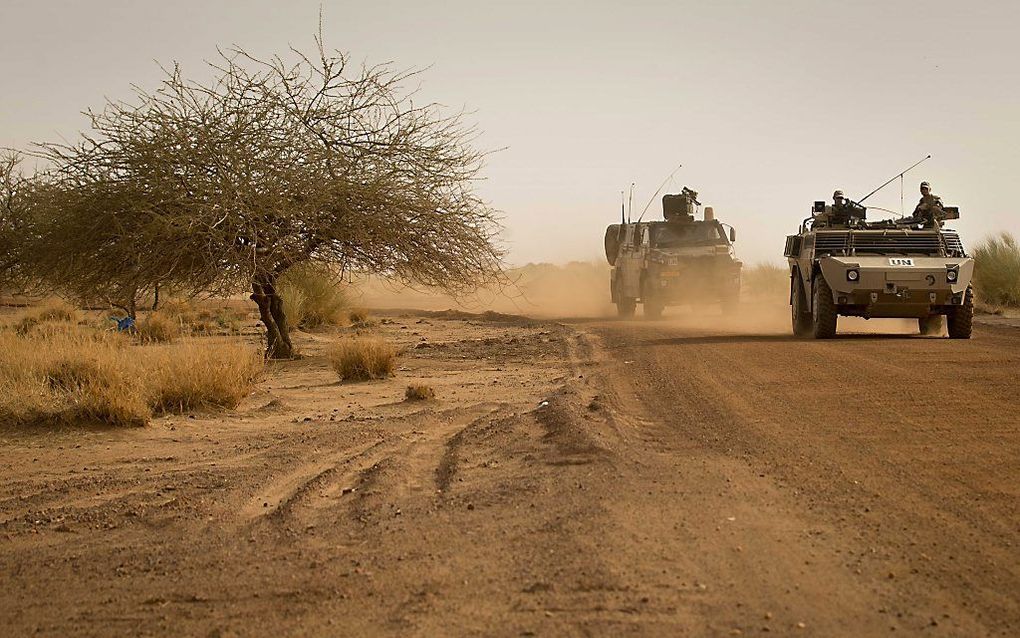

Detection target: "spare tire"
[604, 225, 623, 265]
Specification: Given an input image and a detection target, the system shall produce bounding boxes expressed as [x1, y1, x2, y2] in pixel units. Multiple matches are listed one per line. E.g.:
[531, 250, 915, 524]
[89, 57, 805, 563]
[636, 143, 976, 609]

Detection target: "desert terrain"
[1, 303, 1018, 637]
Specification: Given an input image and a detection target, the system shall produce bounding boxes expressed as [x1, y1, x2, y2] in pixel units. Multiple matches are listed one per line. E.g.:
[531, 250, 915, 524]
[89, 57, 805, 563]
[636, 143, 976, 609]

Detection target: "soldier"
[812, 190, 844, 227]
[912, 181, 944, 228]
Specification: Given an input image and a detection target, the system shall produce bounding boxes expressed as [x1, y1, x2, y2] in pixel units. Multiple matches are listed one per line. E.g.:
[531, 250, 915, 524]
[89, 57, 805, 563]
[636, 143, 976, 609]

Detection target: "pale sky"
[3, 0, 1018, 266]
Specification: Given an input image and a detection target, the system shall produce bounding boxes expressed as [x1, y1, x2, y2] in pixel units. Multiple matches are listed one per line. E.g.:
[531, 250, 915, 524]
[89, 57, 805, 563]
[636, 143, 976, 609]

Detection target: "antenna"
[636, 163, 683, 222]
[858, 154, 931, 205]
[627, 183, 635, 223]
[620, 190, 625, 225]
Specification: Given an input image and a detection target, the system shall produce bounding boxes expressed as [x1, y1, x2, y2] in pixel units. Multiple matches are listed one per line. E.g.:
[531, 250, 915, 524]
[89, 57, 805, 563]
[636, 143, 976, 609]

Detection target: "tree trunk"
[113, 287, 138, 320]
[152, 283, 160, 311]
[251, 277, 294, 359]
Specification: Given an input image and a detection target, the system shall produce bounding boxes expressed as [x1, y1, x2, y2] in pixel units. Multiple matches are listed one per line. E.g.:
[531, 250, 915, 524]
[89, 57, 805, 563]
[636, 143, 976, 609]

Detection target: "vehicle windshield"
[652, 223, 725, 248]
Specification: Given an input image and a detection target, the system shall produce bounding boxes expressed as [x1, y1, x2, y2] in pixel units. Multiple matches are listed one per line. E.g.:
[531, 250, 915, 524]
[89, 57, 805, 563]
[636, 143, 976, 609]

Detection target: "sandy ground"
[1, 306, 1018, 637]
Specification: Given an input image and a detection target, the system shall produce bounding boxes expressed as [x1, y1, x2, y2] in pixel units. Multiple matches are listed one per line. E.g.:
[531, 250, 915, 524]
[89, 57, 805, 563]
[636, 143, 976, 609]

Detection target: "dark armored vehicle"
[785, 197, 974, 338]
[604, 188, 741, 318]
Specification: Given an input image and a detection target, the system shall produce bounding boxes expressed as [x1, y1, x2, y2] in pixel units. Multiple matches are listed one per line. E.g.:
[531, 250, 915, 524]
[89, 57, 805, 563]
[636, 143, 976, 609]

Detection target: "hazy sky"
[3, 0, 1018, 266]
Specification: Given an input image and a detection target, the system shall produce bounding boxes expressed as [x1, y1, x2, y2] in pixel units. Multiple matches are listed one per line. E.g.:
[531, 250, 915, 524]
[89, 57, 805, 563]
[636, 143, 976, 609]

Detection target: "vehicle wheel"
[791, 273, 812, 337]
[947, 285, 974, 339]
[918, 315, 944, 336]
[811, 275, 838, 339]
[617, 298, 636, 318]
[644, 299, 663, 319]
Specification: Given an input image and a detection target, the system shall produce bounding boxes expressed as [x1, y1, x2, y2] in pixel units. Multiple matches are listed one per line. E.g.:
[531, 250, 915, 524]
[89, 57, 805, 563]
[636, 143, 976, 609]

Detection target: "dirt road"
[1, 310, 1018, 636]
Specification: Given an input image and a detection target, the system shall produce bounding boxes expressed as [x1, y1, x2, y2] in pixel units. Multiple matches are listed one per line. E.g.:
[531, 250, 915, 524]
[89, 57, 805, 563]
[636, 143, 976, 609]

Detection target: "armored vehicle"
[785, 196, 974, 338]
[605, 187, 741, 318]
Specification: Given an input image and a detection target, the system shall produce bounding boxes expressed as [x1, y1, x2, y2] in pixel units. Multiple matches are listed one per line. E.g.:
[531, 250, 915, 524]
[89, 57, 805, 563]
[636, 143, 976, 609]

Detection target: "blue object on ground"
[111, 316, 135, 331]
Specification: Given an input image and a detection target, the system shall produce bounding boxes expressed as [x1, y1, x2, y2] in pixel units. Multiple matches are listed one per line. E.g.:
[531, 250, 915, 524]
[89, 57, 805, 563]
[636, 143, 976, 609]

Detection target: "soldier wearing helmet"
[812, 189, 847, 228]
[912, 181, 945, 228]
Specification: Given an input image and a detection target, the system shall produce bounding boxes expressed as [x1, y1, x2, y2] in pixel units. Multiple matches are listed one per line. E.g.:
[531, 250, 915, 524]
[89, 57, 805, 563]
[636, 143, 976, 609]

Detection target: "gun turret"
[662, 187, 700, 222]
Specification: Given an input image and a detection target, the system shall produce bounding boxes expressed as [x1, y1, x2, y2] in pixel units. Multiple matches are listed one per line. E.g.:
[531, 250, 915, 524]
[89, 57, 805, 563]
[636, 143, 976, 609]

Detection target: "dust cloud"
[355, 261, 615, 319]
[357, 261, 923, 337]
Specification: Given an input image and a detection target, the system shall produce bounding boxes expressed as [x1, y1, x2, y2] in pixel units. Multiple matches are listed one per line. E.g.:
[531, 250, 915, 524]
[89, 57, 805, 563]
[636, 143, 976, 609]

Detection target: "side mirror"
[813, 201, 826, 213]
[729, 228, 736, 243]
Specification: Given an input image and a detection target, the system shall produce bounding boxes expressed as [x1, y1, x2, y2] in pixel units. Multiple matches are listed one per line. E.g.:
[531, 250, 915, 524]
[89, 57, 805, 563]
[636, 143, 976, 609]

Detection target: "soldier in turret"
[912, 181, 945, 228]
[812, 190, 846, 228]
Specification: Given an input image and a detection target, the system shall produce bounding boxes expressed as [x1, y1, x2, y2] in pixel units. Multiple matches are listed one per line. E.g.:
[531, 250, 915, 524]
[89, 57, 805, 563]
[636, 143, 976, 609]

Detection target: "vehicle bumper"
[818, 256, 973, 318]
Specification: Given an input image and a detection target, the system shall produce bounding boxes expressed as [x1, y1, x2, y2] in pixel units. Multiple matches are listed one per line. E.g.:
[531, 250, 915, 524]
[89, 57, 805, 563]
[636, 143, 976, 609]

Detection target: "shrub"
[278, 264, 348, 329]
[137, 311, 181, 343]
[973, 232, 1020, 307]
[152, 300, 248, 336]
[158, 297, 194, 318]
[188, 318, 216, 335]
[741, 262, 789, 301]
[293, 266, 348, 327]
[147, 342, 263, 413]
[328, 337, 396, 382]
[0, 330, 148, 427]
[277, 280, 307, 330]
[348, 307, 370, 324]
[15, 299, 81, 334]
[405, 384, 436, 401]
[0, 326, 263, 427]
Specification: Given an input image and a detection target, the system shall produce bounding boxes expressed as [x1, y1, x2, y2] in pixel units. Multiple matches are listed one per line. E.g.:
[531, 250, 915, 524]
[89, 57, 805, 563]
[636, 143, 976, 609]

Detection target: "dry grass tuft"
[0, 324, 262, 428]
[278, 281, 307, 330]
[278, 265, 349, 329]
[137, 312, 181, 343]
[0, 330, 148, 426]
[158, 298, 194, 318]
[348, 307, 370, 324]
[741, 262, 789, 302]
[147, 342, 264, 413]
[153, 299, 248, 336]
[328, 337, 396, 382]
[973, 232, 1020, 308]
[14, 299, 82, 335]
[404, 384, 435, 401]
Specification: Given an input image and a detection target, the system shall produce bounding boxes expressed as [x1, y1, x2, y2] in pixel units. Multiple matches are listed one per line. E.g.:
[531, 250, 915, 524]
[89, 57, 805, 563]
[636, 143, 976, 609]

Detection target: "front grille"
[942, 231, 966, 257]
[784, 235, 802, 257]
[814, 232, 849, 254]
[849, 231, 943, 255]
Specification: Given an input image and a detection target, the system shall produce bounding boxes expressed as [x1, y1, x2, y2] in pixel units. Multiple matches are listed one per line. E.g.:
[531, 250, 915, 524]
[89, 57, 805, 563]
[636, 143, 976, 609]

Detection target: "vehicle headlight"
[846, 269, 860, 282]
[946, 268, 958, 283]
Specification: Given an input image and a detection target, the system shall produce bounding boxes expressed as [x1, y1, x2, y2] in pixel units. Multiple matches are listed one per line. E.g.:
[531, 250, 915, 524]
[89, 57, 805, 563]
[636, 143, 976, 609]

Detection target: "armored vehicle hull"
[607, 194, 741, 318]
[786, 227, 975, 338]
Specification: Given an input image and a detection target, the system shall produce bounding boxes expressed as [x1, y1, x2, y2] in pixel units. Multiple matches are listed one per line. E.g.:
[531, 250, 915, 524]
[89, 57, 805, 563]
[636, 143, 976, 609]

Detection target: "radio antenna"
[636, 163, 683, 222]
[858, 154, 931, 205]
[627, 183, 635, 223]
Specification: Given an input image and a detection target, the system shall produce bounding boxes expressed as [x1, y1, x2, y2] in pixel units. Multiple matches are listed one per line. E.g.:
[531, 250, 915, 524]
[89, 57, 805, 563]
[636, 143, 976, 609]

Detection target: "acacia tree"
[0, 152, 26, 287]
[23, 39, 503, 356]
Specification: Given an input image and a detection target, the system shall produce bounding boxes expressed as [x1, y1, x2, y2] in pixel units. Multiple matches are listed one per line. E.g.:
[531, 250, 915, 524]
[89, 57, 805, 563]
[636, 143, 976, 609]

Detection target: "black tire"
[947, 285, 974, 339]
[644, 299, 663, 319]
[918, 315, 944, 336]
[617, 298, 636, 318]
[811, 274, 838, 339]
[791, 273, 812, 337]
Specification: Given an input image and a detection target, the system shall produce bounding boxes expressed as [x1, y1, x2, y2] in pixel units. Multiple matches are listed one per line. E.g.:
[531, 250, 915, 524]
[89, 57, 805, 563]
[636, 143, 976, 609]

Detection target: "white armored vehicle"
[785, 195, 974, 338]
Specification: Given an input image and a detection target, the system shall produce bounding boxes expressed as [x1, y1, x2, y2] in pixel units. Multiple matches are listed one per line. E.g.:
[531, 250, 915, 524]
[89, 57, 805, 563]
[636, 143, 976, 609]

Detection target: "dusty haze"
[2, 1, 1018, 269]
